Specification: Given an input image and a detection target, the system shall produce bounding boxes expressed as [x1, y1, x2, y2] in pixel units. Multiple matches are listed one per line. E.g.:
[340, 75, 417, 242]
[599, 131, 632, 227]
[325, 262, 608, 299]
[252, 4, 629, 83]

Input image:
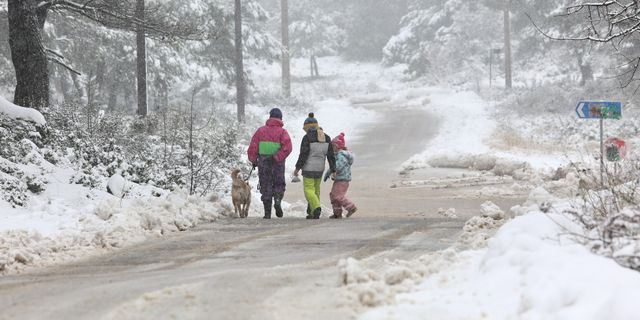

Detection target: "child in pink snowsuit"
[324, 133, 357, 219]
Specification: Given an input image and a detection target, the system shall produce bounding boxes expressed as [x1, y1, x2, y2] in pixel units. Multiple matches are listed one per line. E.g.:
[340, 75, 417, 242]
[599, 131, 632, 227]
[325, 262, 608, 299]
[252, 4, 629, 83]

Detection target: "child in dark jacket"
[324, 133, 357, 219]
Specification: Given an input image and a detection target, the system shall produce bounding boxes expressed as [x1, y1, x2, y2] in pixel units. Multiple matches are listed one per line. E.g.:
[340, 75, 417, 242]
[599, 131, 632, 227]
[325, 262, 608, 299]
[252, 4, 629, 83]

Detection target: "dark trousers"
[258, 156, 286, 203]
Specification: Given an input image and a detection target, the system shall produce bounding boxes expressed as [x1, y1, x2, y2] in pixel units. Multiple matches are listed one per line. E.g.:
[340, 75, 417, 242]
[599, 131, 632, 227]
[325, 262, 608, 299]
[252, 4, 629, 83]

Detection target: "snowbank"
[362, 210, 640, 320]
[0, 96, 46, 126]
[351, 181, 640, 320]
[0, 113, 238, 274]
[0, 180, 230, 273]
[402, 88, 494, 169]
[339, 200, 509, 310]
[399, 87, 571, 178]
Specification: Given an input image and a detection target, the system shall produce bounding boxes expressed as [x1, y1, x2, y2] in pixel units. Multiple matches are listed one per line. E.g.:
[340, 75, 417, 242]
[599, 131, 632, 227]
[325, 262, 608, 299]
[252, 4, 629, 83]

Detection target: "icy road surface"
[0, 105, 525, 320]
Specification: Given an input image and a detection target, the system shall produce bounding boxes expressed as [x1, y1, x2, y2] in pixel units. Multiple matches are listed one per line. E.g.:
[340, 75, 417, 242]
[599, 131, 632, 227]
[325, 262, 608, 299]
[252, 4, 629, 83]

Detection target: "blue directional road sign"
[576, 101, 622, 119]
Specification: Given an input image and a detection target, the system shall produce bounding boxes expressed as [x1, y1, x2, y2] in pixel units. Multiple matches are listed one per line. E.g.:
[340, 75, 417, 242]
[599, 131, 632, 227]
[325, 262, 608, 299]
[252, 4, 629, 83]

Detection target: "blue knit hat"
[303, 112, 318, 131]
[269, 108, 283, 119]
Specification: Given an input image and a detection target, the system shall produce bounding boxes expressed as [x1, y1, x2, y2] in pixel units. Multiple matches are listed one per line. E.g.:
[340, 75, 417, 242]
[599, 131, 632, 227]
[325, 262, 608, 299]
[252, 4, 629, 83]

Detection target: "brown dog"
[231, 169, 251, 218]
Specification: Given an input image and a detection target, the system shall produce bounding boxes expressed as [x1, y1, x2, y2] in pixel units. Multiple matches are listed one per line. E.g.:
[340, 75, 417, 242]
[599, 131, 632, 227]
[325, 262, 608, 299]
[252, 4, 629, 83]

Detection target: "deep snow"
[334, 69, 640, 319]
[361, 206, 640, 320]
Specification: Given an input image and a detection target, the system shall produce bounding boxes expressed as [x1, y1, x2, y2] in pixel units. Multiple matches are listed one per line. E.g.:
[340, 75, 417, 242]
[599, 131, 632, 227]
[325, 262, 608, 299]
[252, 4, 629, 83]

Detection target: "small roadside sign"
[605, 137, 627, 162]
[575, 100, 623, 186]
[575, 101, 622, 119]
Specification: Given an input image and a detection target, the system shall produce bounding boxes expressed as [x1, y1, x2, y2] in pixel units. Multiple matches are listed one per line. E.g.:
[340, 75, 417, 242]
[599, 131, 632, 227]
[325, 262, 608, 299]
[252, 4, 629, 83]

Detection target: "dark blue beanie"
[269, 108, 283, 119]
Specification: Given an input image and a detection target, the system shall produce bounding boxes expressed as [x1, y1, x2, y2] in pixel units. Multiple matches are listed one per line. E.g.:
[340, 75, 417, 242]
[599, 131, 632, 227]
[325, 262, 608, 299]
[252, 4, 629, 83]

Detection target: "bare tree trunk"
[577, 54, 594, 86]
[136, 0, 148, 117]
[234, 0, 246, 123]
[58, 74, 72, 104]
[71, 72, 84, 102]
[108, 81, 118, 112]
[312, 55, 319, 77]
[155, 77, 169, 111]
[86, 68, 94, 134]
[281, 0, 291, 98]
[86, 68, 95, 108]
[95, 59, 106, 104]
[124, 86, 133, 112]
[503, 0, 512, 90]
[8, 0, 49, 109]
[189, 88, 196, 195]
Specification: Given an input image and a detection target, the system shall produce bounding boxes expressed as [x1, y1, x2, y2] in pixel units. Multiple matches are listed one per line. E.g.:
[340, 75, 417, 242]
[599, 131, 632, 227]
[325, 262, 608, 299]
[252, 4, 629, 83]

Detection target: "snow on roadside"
[0, 113, 236, 274]
[361, 209, 640, 320]
[402, 88, 494, 169]
[339, 196, 510, 310]
[399, 87, 569, 178]
[342, 182, 640, 320]
[0, 169, 230, 273]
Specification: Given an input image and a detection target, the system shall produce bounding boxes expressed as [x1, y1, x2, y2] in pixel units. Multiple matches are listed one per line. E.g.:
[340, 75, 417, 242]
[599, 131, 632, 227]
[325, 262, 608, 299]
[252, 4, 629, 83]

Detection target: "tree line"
[2, 0, 639, 122]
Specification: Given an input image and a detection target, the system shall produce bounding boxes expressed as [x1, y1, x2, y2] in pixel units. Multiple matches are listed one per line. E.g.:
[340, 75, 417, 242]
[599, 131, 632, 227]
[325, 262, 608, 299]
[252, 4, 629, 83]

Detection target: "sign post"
[575, 101, 622, 185]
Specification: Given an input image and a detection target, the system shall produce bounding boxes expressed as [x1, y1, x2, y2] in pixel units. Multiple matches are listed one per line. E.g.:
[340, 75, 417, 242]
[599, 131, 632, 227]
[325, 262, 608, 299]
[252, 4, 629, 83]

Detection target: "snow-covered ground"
[333, 70, 640, 318]
[250, 63, 640, 320]
[0, 57, 402, 273]
[365, 218, 639, 318]
[3, 54, 640, 319]
[400, 87, 571, 176]
[357, 192, 640, 319]
[0, 161, 229, 273]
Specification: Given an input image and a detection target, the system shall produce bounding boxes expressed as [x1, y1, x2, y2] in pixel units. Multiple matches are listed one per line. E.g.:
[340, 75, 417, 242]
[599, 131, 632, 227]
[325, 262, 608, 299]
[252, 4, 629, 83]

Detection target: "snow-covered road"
[0, 93, 528, 319]
[0, 217, 462, 320]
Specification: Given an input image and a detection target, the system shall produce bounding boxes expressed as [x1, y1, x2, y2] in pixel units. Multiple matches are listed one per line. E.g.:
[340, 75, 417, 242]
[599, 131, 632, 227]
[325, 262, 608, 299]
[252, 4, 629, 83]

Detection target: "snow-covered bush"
[25, 173, 48, 194]
[151, 106, 244, 194]
[0, 112, 49, 207]
[566, 160, 640, 271]
[0, 115, 45, 161]
[0, 172, 28, 207]
[43, 103, 243, 195]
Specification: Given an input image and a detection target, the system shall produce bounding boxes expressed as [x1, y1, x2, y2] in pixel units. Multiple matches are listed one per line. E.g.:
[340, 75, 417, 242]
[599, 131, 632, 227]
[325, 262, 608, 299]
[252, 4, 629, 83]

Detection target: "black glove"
[252, 163, 257, 169]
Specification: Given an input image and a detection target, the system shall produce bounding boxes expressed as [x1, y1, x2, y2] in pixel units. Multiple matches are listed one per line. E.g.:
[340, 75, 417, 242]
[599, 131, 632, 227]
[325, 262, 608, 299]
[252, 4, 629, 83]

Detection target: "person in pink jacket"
[247, 108, 293, 219]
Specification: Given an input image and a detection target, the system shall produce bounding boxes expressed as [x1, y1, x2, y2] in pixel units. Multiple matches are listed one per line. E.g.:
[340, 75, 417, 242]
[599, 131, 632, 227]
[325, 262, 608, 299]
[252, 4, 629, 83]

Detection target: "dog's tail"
[231, 169, 241, 180]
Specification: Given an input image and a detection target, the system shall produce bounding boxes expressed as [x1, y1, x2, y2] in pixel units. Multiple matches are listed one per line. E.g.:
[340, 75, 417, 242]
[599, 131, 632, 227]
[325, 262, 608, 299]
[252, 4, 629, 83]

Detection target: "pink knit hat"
[332, 133, 346, 150]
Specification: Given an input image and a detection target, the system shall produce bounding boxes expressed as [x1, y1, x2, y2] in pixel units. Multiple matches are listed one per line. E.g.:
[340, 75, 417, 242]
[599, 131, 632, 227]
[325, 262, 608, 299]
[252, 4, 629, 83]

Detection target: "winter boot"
[305, 204, 313, 219]
[263, 201, 272, 219]
[346, 207, 357, 218]
[329, 213, 342, 219]
[312, 207, 322, 219]
[274, 194, 284, 218]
